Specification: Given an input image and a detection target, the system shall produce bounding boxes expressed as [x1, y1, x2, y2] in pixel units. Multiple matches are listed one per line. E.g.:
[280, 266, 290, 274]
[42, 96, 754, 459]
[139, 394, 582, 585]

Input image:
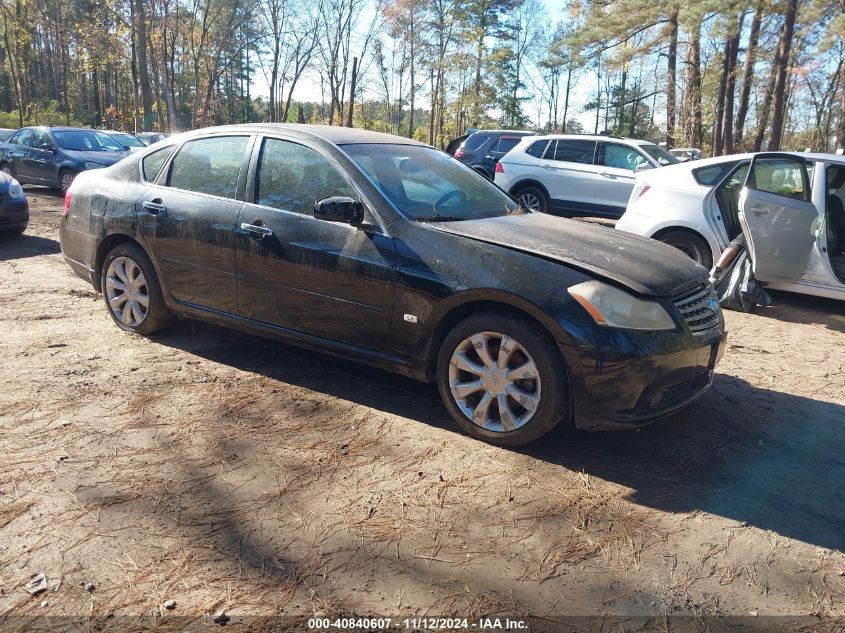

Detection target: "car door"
[594, 142, 648, 215]
[538, 139, 597, 214]
[9, 129, 35, 180]
[137, 134, 252, 313]
[28, 129, 57, 184]
[235, 135, 396, 351]
[738, 154, 819, 283]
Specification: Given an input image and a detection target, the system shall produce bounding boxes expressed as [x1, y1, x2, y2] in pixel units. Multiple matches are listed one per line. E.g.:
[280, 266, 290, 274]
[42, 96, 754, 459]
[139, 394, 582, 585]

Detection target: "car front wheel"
[59, 171, 75, 194]
[101, 243, 173, 335]
[436, 312, 568, 446]
[513, 185, 548, 213]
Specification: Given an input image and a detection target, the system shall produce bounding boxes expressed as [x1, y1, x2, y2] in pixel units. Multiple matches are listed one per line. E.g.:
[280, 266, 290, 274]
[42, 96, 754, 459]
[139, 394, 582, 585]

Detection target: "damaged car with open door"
[730, 153, 845, 304]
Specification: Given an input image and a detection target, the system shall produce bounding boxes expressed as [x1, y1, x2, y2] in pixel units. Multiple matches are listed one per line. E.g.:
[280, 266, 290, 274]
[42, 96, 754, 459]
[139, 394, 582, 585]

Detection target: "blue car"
[0, 126, 130, 193]
[0, 171, 29, 235]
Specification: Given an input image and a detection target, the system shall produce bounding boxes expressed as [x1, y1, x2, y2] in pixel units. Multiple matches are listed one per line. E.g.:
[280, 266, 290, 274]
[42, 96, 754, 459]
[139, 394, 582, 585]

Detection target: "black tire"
[657, 230, 713, 270]
[513, 185, 549, 213]
[59, 170, 76, 194]
[100, 243, 173, 335]
[436, 311, 569, 447]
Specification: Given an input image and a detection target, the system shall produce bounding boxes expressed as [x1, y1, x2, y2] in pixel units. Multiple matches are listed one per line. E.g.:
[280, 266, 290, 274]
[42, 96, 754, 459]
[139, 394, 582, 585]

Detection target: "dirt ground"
[1, 189, 844, 630]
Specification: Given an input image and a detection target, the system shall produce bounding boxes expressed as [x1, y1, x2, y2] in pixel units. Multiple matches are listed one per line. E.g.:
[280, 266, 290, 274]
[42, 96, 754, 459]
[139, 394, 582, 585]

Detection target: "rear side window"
[255, 138, 355, 214]
[493, 136, 521, 153]
[551, 139, 596, 164]
[693, 161, 739, 186]
[142, 145, 175, 182]
[525, 140, 549, 158]
[167, 136, 249, 199]
[462, 133, 489, 152]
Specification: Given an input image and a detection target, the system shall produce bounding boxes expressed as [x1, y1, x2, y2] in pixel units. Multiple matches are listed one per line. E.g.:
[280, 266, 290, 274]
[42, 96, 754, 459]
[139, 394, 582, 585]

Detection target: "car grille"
[673, 284, 721, 334]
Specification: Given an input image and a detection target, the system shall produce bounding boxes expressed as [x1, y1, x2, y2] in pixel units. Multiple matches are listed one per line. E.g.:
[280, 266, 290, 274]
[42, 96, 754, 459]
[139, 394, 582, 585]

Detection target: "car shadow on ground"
[760, 290, 845, 333]
[0, 233, 61, 261]
[157, 319, 845, 553]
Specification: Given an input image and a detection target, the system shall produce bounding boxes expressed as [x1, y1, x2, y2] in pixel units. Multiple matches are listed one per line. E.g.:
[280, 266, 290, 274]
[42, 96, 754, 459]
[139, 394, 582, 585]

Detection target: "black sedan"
[59, 124, 726, 446]
[0, 126, 130, 193]
[0, 171, 29, 234]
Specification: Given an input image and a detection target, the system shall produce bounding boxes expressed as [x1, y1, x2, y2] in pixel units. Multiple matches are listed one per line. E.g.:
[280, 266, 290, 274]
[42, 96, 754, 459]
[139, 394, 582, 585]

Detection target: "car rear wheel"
[59, 171, 75, 194]
[101, 243, 173, 335]
[436, 312, 568, 446]
[656, 231, 713, 270]
[513, 185, 548, 213]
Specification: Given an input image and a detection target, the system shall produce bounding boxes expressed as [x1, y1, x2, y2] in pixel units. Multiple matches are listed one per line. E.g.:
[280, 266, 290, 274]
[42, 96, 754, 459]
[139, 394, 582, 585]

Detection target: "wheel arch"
[93, 233, 147, 292]
[650, 225, 719, 265]
[425, 293, 574, 427]
[508, 179, 551, 200]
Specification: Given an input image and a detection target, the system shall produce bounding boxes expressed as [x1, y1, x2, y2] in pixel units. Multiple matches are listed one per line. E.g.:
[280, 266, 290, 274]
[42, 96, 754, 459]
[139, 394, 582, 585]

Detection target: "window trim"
[546, 138, 598, 165]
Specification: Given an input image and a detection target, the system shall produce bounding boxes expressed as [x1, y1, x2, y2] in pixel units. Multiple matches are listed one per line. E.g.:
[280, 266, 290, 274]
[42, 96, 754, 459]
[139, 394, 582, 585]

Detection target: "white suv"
[494, 134, 679, 218]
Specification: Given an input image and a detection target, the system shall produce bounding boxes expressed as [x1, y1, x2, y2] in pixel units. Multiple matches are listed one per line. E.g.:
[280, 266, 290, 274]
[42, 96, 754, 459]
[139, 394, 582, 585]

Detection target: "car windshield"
[53, 130, 125, 152]
[640, 143, 680, 166]
[342, 144, 521, 221]
[109, 132, 145, 148]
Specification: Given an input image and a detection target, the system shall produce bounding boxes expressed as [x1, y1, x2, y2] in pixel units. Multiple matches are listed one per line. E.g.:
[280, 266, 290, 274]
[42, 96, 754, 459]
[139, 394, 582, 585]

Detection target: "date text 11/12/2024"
[308, 617, 528, 630]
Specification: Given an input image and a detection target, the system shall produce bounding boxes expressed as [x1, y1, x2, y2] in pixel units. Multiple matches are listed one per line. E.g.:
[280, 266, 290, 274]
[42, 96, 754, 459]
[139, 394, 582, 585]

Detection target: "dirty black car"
[59, 124, 726, 447]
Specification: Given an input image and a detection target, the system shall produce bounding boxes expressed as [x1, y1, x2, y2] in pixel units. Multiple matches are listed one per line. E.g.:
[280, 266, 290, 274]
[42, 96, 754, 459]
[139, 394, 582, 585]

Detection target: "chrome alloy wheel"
[448, 331, 541, 433]
[60, 172, 74, 193]
[105, 256, 149, 327]
[517, 192, 541, 211]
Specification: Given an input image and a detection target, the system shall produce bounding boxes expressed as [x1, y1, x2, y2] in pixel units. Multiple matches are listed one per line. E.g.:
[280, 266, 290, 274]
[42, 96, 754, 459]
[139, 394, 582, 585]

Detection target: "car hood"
[63, 149, 129, 165]
[430, 213, 709, 297]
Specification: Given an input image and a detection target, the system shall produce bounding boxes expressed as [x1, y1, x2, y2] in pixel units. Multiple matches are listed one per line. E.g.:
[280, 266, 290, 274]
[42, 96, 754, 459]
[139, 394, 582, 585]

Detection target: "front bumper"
[0, 197, 29, 231]
[567, 328, 728, 431]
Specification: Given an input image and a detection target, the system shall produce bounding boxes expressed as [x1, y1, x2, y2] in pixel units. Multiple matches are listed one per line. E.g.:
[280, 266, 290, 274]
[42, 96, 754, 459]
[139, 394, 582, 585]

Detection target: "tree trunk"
[720, 14, 742, 154]
[346, 56, 357, 127]
[665, 6, 678, 148]
[837, 1, 845, 152]
[734, 2, 762, 147]
[134, 0, 154, 130]
[768, 0, 798, 151]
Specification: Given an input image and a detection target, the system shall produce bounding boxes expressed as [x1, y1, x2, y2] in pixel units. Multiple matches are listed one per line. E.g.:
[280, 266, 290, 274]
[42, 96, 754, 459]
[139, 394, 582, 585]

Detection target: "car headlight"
[84, 162, 105, 170]
[7, 178, 24, 199]
[568, 280, 676, 330]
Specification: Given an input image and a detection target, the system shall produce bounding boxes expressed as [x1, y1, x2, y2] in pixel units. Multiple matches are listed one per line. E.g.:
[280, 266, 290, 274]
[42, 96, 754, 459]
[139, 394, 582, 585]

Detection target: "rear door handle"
[142, 200, 168, 216]
[240, 222, 274, 238]
[750, 205, 770, 216]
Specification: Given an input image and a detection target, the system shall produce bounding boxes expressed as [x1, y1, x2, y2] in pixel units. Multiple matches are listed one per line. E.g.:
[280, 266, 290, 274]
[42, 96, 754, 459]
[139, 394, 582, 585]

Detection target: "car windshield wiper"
[414, 215, 464, 222]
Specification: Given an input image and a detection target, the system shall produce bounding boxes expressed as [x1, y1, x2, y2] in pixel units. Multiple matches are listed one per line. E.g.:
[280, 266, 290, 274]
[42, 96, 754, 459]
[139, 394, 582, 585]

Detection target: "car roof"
[173, 123, 429, 147]
[525, 134, 659, 145]
[469, 129, 534, 135]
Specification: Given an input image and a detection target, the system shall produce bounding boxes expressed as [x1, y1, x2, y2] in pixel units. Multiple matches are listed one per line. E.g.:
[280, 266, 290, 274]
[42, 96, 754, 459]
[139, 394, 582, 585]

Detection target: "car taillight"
[633, 184, 650, 201]
[63, 192, 71, 216]
[495, 162, 504, 174]
[454, 148, 464, 158]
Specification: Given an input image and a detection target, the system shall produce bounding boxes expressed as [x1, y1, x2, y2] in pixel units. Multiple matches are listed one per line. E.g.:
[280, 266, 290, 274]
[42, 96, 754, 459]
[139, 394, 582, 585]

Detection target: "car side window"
[551, 140, 596, 164]
[748, 157, 811, 202]
[16, 130, 34, 147]
[167, 136, 248, 199]
[525, 140, 549, 158]
[693, 161, 739, 186]
[142, 145, 175, 182]
[494, 136, 521, 153]
[600, 143, 646, 171]
[31, 130, 51, 148]
[6, 131, 20, 145]
[254, 138, 356, 214]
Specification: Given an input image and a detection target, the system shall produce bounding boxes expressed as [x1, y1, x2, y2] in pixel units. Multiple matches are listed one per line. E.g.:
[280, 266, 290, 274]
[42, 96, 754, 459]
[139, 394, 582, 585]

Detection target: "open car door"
[738, 153, 818, 283]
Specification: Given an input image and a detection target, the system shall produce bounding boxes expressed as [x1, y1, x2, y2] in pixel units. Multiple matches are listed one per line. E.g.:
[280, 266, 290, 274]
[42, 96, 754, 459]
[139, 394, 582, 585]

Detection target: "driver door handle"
[142, 200, 167, 216]
[240, 222, 274, 237]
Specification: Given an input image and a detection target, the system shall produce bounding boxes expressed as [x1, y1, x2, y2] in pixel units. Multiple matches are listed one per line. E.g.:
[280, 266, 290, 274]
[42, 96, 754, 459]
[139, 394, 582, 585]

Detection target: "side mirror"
[314, 196, 364, 226]
[635, 162, 654, 172]
[38, 143, 56, 153]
